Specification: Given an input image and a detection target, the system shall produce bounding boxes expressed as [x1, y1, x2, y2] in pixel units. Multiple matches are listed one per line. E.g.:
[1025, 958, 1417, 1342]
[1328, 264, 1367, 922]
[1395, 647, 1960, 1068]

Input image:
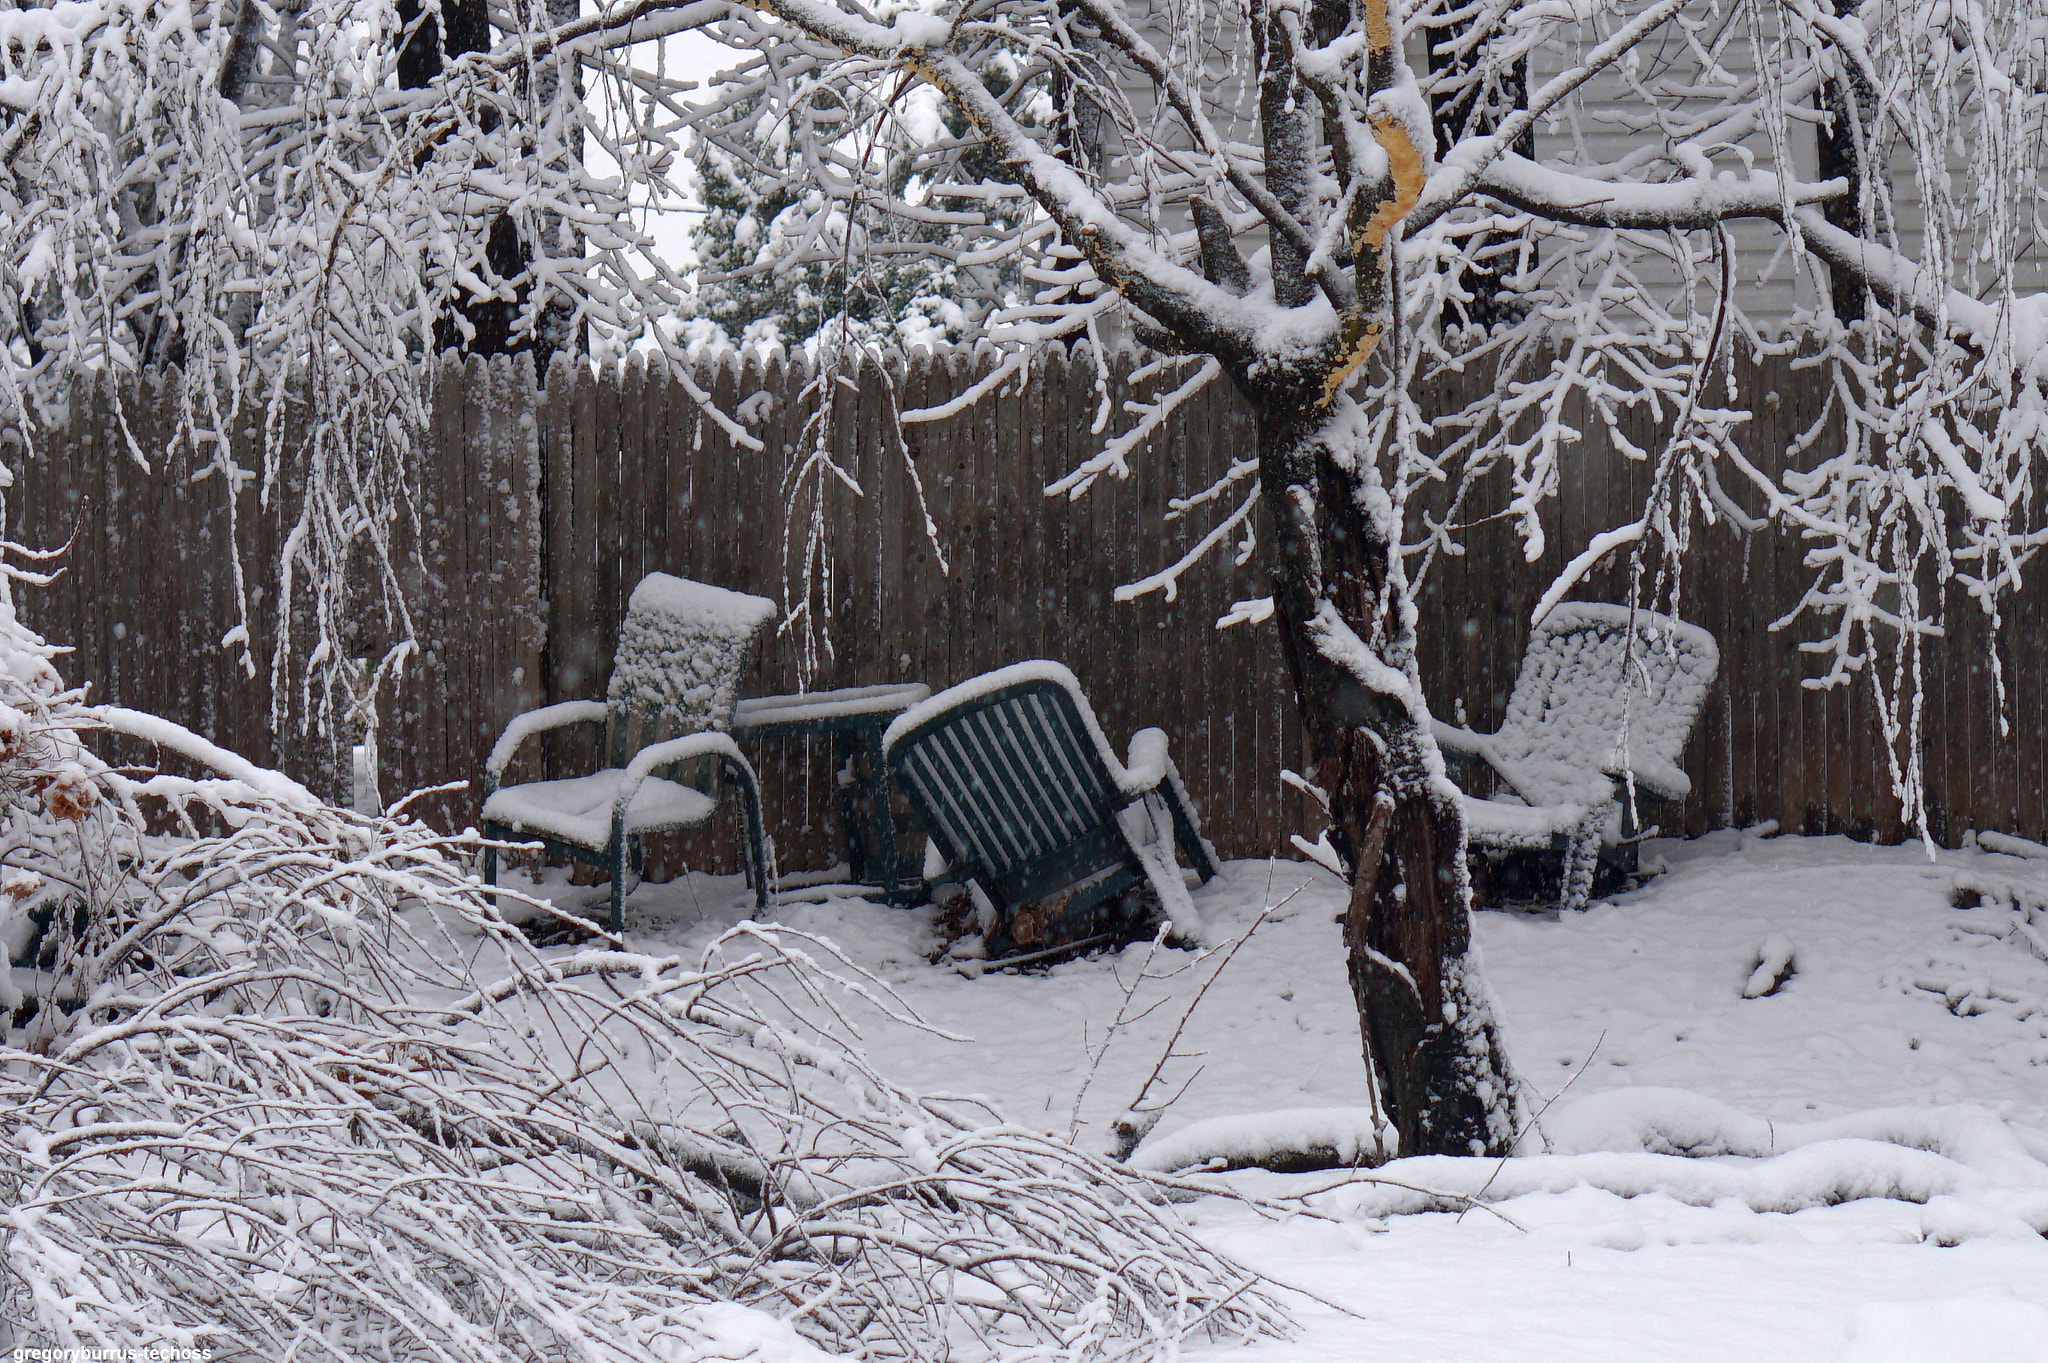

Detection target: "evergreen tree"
[686, 80, 1038, 349]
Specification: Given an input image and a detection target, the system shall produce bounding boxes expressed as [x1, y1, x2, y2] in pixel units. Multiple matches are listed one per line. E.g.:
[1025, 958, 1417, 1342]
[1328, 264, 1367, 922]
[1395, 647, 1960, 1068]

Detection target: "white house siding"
[1077, 3, 2044, 335]
[1531, 9, 2048, 332]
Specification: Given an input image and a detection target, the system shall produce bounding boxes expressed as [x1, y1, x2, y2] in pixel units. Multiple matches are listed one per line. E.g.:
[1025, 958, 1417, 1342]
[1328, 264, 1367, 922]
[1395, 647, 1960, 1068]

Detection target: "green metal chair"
[1432, 602, 1719, 910]
[884, 660, 1219, 958]
[481, 573, 775, 932]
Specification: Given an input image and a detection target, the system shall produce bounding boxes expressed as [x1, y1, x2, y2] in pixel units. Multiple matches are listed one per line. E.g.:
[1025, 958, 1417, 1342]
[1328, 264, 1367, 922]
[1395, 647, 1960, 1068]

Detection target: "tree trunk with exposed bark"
[1254, 394, 1523, 1159]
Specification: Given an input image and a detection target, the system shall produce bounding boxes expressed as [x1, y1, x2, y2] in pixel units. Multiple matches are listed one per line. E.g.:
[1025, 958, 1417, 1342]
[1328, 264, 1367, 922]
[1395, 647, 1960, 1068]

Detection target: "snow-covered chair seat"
[883, 661, 1220, 959]
[481, 573, 775, 932]
[1431, 602, 1719, 909]
[482, 771, 717, 850]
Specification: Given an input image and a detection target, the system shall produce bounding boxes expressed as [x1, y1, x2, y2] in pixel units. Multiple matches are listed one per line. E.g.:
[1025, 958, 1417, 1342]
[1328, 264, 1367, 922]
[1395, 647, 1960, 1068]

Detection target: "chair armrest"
[614, 732, 754, 816]
[1430, 718, 1521, 787]
[1120, 728, 1170, 796]
[487, 701, 608, 781]
[1429, 718, 1496, 762]
[1118, 729, 1221, 883]
[1430, 719, 1569, 809]
[1602, 752, 1692, 801]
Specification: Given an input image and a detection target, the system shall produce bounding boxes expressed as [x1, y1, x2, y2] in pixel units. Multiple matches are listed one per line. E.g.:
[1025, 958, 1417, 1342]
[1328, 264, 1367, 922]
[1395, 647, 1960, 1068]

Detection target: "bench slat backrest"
[1493, 603, 1720, 807]
[889, 679, 1117, 887]
[603, 573, 777, 769]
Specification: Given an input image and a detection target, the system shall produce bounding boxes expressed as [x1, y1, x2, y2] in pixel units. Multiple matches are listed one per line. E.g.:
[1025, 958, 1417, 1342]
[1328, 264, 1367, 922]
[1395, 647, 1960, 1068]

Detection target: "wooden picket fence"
[12, 346, 2045, 880]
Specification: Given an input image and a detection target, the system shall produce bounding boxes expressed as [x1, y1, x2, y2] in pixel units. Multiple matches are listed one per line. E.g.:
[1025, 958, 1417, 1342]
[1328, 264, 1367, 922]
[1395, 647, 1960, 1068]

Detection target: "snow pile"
[658, 1303, 837, 1362]
[1203, 1088, 2048, 1244]
[1130, 1107, 1392, 1174]
[607, 573, 778, 738]
[1743, 932, 1797, 998]
[1542, 1087, 2047, 1184]
[1287, 1142, 2043, 1232]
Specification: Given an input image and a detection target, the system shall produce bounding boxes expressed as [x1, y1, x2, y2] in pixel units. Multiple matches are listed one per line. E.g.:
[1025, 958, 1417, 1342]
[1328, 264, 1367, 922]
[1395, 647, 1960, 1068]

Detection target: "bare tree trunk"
[1256, 396, 1523, 1158]
[397, 0, 545, 359]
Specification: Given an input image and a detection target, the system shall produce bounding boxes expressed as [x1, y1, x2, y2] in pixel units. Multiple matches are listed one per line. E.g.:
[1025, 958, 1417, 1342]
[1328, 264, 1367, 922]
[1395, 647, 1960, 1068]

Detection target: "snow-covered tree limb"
[0, 577, 1293, 1358]
[15, 0, 2048, 1151]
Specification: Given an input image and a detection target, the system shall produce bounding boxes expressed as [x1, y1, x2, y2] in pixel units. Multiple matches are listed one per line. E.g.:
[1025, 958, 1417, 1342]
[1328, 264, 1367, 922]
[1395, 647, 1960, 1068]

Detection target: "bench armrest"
[1602, 752, 1692, 801]
[1429, 718, 1496, 763]
[487, 701, 608, 782]
[1118, 728, 1221, 884]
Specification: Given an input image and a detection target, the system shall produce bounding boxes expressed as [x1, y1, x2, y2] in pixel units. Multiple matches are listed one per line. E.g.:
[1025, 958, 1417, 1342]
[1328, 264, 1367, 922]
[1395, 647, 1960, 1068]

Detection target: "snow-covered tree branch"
[10, 0, 2048, 1155]
[0, 574, 1291, 1358]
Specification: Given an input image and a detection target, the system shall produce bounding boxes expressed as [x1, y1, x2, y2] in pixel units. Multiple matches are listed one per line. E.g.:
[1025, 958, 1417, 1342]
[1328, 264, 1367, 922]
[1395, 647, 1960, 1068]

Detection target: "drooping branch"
[1476, 156, 1846, 232]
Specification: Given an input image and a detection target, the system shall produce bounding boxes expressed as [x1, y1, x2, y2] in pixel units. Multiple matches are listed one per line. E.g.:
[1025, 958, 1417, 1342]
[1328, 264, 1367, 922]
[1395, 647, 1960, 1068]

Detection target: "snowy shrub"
[0, 602, 1289, 1359]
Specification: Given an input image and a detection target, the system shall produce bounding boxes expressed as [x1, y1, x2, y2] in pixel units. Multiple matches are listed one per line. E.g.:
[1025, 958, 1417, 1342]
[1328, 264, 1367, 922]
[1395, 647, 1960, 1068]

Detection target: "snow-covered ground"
[506, 830, 2048, 1362]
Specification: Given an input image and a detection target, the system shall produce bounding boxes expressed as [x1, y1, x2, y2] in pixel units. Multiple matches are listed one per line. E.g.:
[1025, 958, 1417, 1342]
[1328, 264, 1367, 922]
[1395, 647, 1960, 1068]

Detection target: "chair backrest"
[885, 664, 1123, 901]
[604, 573, 777, 767]
[1490, 603, 1720, 806]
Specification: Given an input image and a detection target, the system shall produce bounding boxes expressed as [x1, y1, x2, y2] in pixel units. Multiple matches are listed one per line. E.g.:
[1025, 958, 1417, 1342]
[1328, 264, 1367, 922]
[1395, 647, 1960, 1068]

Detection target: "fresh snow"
[626, 572, 779, 633]
[480, 768, 719, 847]
[607, 573, 777, 736]
[495, 828, 2048, 1361]
[1129, 1107, 1391, 1173]
[1449, 602, 1720, 810]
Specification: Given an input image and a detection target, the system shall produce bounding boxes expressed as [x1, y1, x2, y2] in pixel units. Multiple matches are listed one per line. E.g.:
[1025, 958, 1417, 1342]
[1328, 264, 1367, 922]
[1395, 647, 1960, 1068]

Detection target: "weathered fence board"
[13, 347, 2045, 875]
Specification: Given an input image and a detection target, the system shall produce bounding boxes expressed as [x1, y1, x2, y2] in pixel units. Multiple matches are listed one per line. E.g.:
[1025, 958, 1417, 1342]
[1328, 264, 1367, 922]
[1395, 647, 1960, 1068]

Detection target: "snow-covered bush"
[0, 596, 1288, 1358]
[18, 0, 2048, 1162]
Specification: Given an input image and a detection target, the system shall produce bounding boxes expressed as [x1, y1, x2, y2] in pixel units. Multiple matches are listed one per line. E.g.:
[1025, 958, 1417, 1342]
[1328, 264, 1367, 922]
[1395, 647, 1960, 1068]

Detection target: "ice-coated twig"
[1109, 877, 1301, 1160]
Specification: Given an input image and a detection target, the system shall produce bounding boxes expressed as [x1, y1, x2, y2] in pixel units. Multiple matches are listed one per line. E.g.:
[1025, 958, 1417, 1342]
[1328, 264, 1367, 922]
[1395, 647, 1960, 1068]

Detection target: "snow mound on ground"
[1304, 1142, 2008, 1217]
[1744, 931, 1797, 997]
[1835, 1297, 2048, 1363]
[1536, 1090, 2048, 1229]
[1539, 1086, 1776, 1157]
[1130, 1107, 1391, 1173]
[1184, 1089, 2048, 1244]
[1541, 1087, 2048, 1187]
